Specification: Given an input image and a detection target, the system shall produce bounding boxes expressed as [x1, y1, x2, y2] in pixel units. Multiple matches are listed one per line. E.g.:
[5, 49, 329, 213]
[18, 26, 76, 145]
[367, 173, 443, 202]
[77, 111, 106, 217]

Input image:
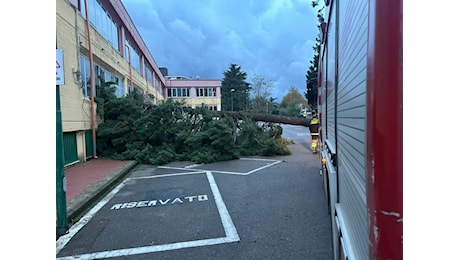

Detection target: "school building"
[56, 0, 221, 166]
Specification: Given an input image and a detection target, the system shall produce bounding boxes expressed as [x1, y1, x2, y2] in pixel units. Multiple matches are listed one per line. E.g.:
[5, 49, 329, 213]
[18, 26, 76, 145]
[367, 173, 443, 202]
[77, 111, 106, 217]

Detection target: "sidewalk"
[64, 158, 138, 223]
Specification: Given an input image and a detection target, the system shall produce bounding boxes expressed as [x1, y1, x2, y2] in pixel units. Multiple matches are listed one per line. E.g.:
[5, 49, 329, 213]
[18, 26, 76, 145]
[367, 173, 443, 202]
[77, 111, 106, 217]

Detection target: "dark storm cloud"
[121, 0, 318, 101]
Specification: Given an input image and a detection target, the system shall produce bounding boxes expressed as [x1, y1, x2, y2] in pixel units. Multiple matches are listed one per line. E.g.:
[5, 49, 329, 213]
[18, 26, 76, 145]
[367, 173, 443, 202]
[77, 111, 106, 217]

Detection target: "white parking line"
[159, 158, 283, 176]
[184, 164, 202, 168]
[56, 237, 237, 260]
[57, 158, 281, 259]
[56, 180, 127, 254]
[56, 171, 239, 259]
[246, 160, 282, 174]
[206, 171, 239, 240]
[129, 171, 205, 180]
[158, 166, 245, 176]
[239, 157, 280, 162]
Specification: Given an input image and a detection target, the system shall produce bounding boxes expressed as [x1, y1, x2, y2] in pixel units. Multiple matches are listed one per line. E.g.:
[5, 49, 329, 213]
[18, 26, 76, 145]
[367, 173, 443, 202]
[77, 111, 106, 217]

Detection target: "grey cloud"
[122, 0, 318, 101]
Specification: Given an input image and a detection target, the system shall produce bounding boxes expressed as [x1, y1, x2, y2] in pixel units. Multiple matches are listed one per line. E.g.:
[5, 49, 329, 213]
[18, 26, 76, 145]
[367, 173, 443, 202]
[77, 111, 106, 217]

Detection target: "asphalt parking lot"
[56, 125, 333, 260]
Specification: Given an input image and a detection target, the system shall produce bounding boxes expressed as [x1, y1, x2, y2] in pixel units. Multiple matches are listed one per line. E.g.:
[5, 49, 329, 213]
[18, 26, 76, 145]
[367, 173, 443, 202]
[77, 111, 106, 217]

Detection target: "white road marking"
[159, 158, 283, 176]
[296, 133, 309, 136]
[158, 166, 246, 176]
[206, 171, 239, 240]
[239, 157, 279, 162]
[158, 166, 210, 172]
[56, 171, 239, 259]
[246, 160, 282, 174]
[57, 157, 280, 259]
[56, 237, 237, 260]
[56, 180, 127, 254]
[128, 171, 204, 180]
[184, 164, 202, 168]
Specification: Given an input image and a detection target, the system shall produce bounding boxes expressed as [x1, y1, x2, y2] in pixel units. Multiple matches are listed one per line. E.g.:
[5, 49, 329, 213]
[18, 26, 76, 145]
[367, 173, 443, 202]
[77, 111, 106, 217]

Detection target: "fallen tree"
[217, 111, 312, 127]
[96, 93, 294, 165]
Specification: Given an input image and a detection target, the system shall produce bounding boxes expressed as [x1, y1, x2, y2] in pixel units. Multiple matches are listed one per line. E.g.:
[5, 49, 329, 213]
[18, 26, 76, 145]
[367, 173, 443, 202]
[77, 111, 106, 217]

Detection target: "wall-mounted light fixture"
[72, 67, 82, 85]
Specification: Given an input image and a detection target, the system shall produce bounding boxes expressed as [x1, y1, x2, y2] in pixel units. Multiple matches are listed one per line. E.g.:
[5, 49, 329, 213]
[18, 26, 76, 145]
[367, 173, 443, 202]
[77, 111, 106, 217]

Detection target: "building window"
[80, 55, 92, 98]
[196, 88, 217, 97]
[96, 64, 124, 98]
[167, 88, 191, 98]
[79, 0, 119, 51]
[80, 55, 124, 98]
[125, 40, 141, 74]
[145, 63, 153, 84]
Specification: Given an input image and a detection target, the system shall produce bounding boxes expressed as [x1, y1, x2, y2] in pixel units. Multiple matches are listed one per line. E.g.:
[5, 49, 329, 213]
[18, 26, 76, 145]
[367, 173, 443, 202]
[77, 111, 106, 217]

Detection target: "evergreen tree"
[305, 1, 325, 110]
[221, 64, 251, 111]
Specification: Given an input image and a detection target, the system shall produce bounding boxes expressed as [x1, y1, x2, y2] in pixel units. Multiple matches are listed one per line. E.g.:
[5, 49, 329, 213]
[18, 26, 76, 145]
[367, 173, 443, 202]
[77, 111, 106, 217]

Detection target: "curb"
[66, 160, 139, 224]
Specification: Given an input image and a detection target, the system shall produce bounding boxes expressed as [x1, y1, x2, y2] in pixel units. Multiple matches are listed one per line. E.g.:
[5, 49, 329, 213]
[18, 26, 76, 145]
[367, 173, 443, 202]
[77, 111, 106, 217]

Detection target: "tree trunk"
[217, 111, 311, 127]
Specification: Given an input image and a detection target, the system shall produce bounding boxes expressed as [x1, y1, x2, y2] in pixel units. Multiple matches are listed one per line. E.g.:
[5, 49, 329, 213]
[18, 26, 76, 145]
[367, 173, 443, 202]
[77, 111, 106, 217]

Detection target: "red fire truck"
[316, 0, 402, 259]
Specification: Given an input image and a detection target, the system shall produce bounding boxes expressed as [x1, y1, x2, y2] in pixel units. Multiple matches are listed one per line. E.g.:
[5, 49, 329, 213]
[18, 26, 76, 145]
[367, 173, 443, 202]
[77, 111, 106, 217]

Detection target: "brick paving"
[64, 159, 130, 202]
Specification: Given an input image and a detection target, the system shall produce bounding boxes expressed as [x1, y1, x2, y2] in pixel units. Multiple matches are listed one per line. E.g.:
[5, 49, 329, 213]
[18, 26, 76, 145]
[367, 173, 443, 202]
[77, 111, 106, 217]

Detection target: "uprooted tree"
[94, 81, 306, 165]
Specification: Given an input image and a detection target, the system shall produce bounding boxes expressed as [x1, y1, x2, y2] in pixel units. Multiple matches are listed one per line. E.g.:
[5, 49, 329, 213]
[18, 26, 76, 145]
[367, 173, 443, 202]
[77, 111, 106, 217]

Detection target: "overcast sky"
[121, 0, 319, 102]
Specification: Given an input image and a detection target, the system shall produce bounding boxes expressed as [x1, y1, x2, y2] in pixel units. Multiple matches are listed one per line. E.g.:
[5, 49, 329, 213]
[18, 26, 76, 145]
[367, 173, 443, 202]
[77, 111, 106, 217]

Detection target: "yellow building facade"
[165, 77, 222, 111]
[57, 0, 167, 166]
[57, 0, 221, 166]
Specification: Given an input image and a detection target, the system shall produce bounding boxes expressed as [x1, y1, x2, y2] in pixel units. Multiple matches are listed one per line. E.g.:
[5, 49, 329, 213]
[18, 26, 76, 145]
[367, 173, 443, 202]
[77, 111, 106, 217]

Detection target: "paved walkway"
[63, 158, 138, 223]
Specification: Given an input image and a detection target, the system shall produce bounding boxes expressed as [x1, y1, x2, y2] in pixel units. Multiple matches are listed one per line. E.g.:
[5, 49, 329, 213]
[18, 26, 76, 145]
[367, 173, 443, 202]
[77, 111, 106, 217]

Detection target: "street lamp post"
[56, 40, 68, 237]
[231, 88, 235, 111]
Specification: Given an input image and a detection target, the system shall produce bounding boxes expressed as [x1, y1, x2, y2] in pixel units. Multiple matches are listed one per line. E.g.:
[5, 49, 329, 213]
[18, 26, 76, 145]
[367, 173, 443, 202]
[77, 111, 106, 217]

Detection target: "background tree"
[305, 42, 319, 109]
[221, 64, 251, 111]
[250, 74, 274, 114]
[305, 1, 325, 110]
[280, 87, 308, 116]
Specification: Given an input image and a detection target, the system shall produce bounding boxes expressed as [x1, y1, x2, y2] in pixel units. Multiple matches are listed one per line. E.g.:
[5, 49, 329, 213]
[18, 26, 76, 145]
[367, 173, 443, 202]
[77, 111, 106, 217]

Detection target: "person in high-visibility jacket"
[309, 111, 319, 153]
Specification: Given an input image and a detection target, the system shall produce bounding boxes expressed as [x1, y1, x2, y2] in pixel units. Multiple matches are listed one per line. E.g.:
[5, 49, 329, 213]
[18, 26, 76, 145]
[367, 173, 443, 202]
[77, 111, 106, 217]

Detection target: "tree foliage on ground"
[95, 82, 291, 165]
[305, 1, 325, 110]
[279, 87, 308, 117]
[221, 64, 251, 112]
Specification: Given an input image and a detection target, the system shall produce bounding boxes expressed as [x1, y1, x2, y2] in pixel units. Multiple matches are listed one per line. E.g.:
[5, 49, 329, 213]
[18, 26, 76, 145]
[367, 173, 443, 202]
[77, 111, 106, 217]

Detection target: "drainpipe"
[74, 6, 81, 80]
[83, 0, 97, 159]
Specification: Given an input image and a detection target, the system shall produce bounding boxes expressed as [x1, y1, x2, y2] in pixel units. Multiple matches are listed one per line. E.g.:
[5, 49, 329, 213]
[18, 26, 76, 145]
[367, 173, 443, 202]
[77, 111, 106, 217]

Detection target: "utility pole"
[56, 42, 68, 237]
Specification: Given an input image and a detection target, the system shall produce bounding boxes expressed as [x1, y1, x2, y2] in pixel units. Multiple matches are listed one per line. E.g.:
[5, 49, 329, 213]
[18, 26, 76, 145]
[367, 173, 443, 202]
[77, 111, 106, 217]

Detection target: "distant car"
[302, 111, 312, 118]
[301, 109, 312, 118]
